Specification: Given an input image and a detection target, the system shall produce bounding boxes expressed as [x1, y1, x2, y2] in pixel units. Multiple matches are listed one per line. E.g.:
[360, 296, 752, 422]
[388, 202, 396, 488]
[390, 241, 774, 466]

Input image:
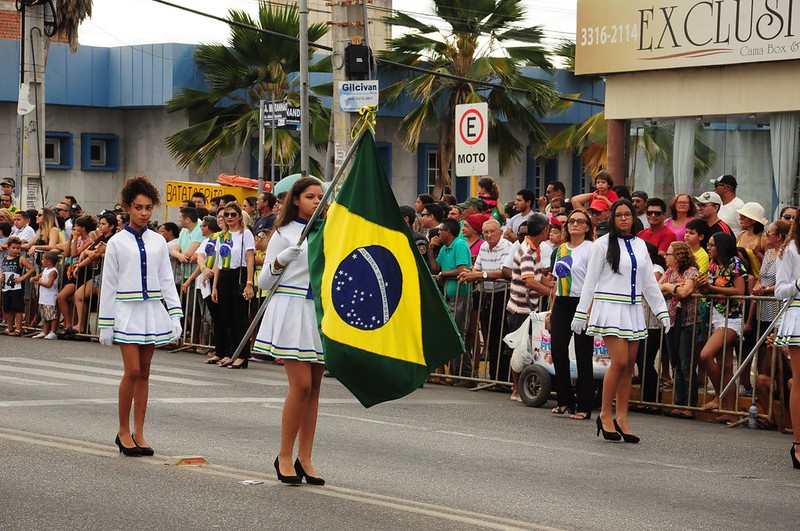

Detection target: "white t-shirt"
[11, 224, 35, 242]
[503, 211, 533, 238]
[195, 237, 212, 299]
[214, 229, 255, 269]
[553, 240, 593, 298]
[718, 197, 745, 236]
[38, 266, 59, 306]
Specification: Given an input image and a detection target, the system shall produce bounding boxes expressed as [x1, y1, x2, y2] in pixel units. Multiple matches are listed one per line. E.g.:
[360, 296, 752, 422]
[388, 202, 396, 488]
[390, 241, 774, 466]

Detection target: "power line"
[148, 0, 600, 107]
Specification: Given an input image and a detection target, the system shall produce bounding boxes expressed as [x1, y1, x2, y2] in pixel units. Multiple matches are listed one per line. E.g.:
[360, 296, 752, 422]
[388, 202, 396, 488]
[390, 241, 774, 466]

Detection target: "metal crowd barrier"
[10, 247, 791, 431]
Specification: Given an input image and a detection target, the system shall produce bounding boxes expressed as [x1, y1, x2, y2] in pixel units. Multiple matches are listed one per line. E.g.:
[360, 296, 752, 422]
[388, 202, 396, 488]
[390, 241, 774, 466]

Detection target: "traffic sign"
[455, 103, 488, 177]
[263, 100, 301, 128]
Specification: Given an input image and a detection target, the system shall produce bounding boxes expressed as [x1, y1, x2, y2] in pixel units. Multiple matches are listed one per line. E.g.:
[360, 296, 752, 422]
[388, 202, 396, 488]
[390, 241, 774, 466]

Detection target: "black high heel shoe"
[115, 434, 142, 456]
[613, 419, 640, 444]
[791, 442, 800, 469]
[596, 417, 622, 441]
[274, 456, 302, 485]
[294, 458, 325, 486]
[228, 358, 249, 369]
[132, 434, 155, 456]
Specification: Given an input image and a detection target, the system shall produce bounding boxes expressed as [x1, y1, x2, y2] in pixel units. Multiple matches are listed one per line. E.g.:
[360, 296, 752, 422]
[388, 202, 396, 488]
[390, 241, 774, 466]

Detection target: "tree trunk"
[434, 102, 457, 199]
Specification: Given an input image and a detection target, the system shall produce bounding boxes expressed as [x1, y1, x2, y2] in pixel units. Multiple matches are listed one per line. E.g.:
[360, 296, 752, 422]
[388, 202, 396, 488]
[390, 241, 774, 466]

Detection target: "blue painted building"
[0, 39, 604, 214]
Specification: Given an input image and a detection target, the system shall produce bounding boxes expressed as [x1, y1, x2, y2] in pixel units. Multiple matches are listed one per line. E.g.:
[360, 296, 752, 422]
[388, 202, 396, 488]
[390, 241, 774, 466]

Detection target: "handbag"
[237, 232, 249, 293]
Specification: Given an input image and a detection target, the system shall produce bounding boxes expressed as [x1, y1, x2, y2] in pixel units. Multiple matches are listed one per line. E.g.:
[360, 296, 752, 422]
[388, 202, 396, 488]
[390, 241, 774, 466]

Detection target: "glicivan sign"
[576, 0, 800, 75]
[338, 80, 379, 112]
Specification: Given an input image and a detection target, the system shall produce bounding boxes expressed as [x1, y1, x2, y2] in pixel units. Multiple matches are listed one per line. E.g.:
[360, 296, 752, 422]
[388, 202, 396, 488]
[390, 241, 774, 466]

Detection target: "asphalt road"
[1, 335, 799, 530]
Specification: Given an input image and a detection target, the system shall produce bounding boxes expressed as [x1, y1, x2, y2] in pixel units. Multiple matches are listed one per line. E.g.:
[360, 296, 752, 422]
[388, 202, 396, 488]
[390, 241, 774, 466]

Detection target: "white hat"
[736, 202, 768, 225]
[694, 191, 722, 205]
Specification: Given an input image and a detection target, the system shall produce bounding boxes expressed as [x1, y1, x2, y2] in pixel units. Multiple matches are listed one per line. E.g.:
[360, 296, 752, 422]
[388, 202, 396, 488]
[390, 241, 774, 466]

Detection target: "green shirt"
[436, 237, 472, 298]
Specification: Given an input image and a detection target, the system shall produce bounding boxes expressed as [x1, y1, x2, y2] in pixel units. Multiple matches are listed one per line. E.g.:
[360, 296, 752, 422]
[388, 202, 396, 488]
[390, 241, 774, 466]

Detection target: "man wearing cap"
[638, 197, 677, 254]
[587, 198, 610, 237]
[503, 189, 535, 243]
[458, 197, 486, 218]
[695, 191, 733, 248]
[711, 175, 745, 236]
[1, 178, 17, 210]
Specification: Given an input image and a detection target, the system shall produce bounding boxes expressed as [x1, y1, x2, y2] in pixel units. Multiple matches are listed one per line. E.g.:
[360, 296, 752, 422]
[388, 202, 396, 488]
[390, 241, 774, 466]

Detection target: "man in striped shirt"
[502, 213, 553, 401]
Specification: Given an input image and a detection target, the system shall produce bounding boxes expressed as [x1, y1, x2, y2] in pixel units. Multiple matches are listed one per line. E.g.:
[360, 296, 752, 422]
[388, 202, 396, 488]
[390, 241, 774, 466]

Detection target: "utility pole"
[17, 2, 47, 209]
[329, 1, 368, 175]
[299, 0, 310, 175]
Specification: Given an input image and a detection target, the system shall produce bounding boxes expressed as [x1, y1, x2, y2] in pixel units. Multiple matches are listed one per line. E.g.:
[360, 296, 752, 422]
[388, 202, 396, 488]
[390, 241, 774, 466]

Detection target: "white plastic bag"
[504, 314, 534, 373]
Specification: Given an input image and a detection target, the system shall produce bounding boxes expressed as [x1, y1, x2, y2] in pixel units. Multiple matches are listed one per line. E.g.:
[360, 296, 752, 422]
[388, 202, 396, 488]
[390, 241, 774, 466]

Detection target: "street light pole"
[299, 0, 310, 175]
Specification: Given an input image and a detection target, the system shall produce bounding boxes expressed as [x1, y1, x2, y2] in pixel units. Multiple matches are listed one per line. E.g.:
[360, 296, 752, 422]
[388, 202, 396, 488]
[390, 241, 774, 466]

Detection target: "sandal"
[570, 411, 591, 420]
[551, 405, 572, 415]
[204, 357, 222, 364]
[701, 400, 719, 411]
[7, 330, 21, 337]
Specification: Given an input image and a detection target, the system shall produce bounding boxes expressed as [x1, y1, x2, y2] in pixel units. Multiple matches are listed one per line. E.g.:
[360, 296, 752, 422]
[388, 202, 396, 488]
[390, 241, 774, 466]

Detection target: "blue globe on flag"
[331, 245, 402, 331]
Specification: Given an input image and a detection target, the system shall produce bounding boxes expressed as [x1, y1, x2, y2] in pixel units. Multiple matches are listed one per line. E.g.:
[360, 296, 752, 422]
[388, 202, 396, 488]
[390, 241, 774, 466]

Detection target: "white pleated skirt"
[112, 299, 173, 345]
[254, 295, 324, 363]
[775, 307, 800, 347]
[586, 301, 648, 341]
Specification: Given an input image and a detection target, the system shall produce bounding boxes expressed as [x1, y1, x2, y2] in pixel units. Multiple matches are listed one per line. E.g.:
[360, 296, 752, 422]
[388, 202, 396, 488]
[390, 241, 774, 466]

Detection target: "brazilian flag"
[308, 133, 464, 408]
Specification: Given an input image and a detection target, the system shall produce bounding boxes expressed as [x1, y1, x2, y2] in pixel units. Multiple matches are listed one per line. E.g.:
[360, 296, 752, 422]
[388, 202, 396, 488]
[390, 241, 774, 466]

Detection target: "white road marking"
[0, 374, 65, 386]
[0, 427, 562, 531]
[0, 357, 223, 387]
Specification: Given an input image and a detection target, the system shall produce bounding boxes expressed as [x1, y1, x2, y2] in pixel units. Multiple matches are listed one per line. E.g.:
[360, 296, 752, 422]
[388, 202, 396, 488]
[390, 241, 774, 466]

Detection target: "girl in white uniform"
[256, 177, 326, 485]
[572, 199, 669, 443]
[774, 223, 800, 469]
[99, 176, 183, 457]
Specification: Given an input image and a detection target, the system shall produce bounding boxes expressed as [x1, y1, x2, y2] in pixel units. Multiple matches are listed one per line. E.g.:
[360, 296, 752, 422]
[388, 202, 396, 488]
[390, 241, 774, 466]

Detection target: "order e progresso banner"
[576, 0, 800, 75]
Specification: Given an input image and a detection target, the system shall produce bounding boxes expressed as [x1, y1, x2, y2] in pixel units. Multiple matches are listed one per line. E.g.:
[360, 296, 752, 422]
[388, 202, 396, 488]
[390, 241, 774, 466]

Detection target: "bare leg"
[118, 344, 143, 447]
[74, 280, 93, 333]
[700, 328, 737, 409]
[58, 284, 76, 329]
[788, 348, 800, 446]
[612, 340, 640, 434]
[297, 363, 326, 477]
[132, 345, 155, 447]
[278, 359, 313, 476]
[599, 336, 633, 433]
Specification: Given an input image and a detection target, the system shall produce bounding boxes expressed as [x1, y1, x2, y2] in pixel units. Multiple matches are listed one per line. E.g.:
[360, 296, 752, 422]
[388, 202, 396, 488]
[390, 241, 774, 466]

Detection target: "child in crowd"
[31, 251, 59, 339]
[684, 219, 709, 274]
[1, 237, 34, 335]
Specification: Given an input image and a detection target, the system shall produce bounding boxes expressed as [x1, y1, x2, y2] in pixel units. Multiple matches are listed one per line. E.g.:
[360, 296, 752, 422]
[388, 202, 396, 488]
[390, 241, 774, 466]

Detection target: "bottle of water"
[748, 403, 758, 429]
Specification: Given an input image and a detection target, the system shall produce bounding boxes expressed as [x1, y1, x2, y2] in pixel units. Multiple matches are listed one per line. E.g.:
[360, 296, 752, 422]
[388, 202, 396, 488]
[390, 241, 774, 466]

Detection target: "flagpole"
[228, 131, 369, 363]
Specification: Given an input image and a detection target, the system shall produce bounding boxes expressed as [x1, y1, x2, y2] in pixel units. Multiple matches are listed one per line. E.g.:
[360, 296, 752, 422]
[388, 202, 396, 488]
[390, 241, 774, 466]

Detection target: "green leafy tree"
[165, 1, 331, 178]
[379, 0, 559, 198]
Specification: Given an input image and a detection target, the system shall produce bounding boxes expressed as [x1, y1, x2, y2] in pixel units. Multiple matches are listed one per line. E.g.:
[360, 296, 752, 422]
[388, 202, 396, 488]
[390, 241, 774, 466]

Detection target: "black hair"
[220, 194, 237, 203]
[244, 196, 258, 208]
[42, 250, 60, 265]
[425, 202, 444, 223]
[180, 207, 199, 223]
[209, 197, 221, 206]
[441, 194, 458, 206]
[417, 193, 435, 206]
[17, 209, 30, 220]
[685, 219, 707, 240]
[504, 201, 515, 218]
[121, 176, 161, 207]
[25, 209, 38, 231]
[612, 185, 631, 201]
[191, 191, 207, 203]
[64, 195, 77, 205]
[526, 212, 549, 237]
[548, 181, 566, 195]
[74, 214, 98, 232]
[196, 207, 209, 219]
[399, 205, 416, 227]
[160, 222, 181, 240]
[709, 232, 737, 267]
[441, 218, 461, 238]
[644, 240, 666, 270]
[594, 171, 614, 187]
[275, 177, 323, 229]
[646, 197, 667, 213]
[0, 221, 10, 237]
[516, 188, 535, 205]
[261, 192, 277, 209]
[201, 215, 220, 233]
[605, 199, 635, 274]
[98, 212, 117, 230]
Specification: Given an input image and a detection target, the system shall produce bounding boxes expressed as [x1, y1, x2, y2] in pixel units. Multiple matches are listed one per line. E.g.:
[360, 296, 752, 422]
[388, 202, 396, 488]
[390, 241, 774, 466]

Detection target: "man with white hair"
[459, 218, 515, 382]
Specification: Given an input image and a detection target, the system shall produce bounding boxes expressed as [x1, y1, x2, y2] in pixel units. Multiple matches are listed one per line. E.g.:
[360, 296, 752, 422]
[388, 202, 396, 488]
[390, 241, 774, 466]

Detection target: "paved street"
[1, 335, 799, 530]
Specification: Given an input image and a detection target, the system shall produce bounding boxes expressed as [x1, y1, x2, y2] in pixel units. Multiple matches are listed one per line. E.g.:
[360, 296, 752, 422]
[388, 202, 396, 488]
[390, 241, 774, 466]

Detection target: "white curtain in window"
[673, 118, 695, 196]
[770, 112, 800, 217]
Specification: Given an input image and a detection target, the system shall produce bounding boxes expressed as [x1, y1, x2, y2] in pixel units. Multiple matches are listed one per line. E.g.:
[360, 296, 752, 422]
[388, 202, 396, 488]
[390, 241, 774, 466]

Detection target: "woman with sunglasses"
[779, 206, 797, 224]
[211, 202, 255, 369]
[571, 199, 669, 442]
[550, 209, 595, 420]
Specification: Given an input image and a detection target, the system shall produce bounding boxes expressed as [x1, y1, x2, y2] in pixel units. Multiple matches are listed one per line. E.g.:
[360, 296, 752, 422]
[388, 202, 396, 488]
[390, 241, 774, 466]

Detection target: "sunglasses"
[782, 214, 795, 221]
[646, 211, 664, 216]
[567, 218, 588, 225]
[223, 212, 239, 218]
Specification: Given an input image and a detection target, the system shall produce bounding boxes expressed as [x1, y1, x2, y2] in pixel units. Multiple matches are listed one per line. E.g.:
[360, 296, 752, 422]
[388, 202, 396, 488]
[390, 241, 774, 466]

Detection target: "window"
[427, 150, 440, 195]
[376, 142, 392, 183]
[44, 132, 73, 170]
[81, 133, 119, 171]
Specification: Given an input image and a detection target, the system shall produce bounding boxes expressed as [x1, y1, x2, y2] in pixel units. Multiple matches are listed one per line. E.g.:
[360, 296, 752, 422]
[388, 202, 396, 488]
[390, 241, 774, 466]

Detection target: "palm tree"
[379, 0, 559, 198]
[56, 0, 93, 52]
[165, 1, 330, 178]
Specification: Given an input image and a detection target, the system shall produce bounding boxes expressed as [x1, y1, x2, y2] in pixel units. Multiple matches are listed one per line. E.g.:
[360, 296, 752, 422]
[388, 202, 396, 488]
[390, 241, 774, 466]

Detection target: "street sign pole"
[258, 99, 265, 194]
[271, 100, 277, 186]
[299, 0, 310, 175]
